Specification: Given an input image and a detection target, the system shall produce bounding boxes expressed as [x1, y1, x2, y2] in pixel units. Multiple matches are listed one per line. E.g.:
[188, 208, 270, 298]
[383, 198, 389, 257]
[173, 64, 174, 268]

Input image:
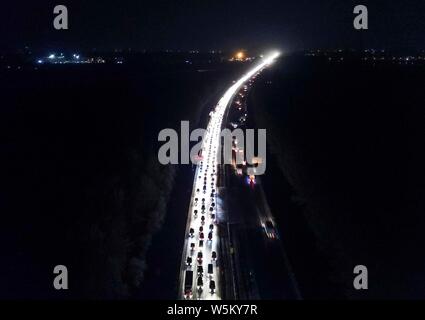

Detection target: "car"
[212, 251, 217, 261]
[197, 265, 203, 276]
[186, 256, 192, 266]
[190, 242, 195, 251]
[199, 226, 203, 233]
[199, 232, 204, 240]
[201, 215, 205, 225]
[209, 224, 214, 231]
[197, 276, 203, 288]
[197, 286, 203, 298]
[193, 209, 198, 216]
[208, 231, 213, 241]
[199, 240, 204, 247]
[208, 263, 213, 276]
[211, 214, 216, 222]
[248, 174, 256, 186]
[197, 251, 203, 264]
[209, 280, 216, 293]
[262, 220, 278, 239]
[189, 228, 194, 237]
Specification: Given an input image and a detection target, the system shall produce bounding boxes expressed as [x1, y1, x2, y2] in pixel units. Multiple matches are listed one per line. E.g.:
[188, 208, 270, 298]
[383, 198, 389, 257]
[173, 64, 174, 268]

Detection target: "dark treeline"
[0, 60, 247, 298]
[251, 54, 425, 299]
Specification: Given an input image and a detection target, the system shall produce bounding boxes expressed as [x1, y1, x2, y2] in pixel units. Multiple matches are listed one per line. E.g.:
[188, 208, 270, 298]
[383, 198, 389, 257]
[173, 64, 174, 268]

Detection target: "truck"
[184, 270, 193, 299]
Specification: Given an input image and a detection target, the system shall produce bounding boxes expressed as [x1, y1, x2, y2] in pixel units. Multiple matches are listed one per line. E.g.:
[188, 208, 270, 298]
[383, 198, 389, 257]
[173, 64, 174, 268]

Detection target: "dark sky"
[1, 0, 424, 52]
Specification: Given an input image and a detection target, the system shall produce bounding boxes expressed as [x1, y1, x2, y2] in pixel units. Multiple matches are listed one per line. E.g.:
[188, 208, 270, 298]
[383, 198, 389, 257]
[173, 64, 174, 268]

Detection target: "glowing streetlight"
[235, 51, 245, 60]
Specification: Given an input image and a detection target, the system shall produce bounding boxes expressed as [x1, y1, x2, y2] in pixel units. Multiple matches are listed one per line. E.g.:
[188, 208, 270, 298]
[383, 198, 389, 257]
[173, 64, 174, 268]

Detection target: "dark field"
[251, 55, 425, 299]
[0, 60, 248, 299]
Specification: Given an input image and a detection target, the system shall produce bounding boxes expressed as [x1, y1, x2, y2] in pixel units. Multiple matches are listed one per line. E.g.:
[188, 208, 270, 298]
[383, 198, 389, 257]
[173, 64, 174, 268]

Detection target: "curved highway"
[179, 52, 280, 300]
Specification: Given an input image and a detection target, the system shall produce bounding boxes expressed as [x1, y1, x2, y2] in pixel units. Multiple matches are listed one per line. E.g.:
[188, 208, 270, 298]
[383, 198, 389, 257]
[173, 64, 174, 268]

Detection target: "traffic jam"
[181, 52, 280, 300]
[183, 104, 222, 300]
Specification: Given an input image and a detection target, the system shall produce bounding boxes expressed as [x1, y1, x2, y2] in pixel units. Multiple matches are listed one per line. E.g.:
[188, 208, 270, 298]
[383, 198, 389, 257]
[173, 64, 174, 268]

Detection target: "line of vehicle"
[179, 52, 280, 300]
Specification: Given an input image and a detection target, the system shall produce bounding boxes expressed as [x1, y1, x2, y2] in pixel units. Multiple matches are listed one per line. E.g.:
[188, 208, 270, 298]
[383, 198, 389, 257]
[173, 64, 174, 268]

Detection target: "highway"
[231, 174, 302, 299]
[179, 52, 280, 300]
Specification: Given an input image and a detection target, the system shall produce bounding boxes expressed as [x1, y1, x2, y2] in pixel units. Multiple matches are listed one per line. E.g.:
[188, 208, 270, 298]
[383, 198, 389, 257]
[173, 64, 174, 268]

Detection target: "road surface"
[179, 52, 280, 300]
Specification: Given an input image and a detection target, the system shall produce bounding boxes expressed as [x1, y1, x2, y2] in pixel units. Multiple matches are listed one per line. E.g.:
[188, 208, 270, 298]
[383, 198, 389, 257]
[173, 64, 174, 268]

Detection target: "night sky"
[0, 0, 424, 52]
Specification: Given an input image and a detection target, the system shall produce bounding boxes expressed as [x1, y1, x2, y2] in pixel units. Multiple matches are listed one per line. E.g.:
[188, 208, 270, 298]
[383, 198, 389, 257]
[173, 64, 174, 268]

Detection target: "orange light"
[235, 51, 245, 60]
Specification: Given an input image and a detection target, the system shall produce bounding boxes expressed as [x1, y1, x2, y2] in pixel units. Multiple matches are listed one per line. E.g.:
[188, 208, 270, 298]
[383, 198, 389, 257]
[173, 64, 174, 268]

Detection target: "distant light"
[37, 60, 43, 64]
[48, 54, 55, 59]
[235, 51, 245, 60]
[246, 176, 252, 185]
[263, 51, 280, 65]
